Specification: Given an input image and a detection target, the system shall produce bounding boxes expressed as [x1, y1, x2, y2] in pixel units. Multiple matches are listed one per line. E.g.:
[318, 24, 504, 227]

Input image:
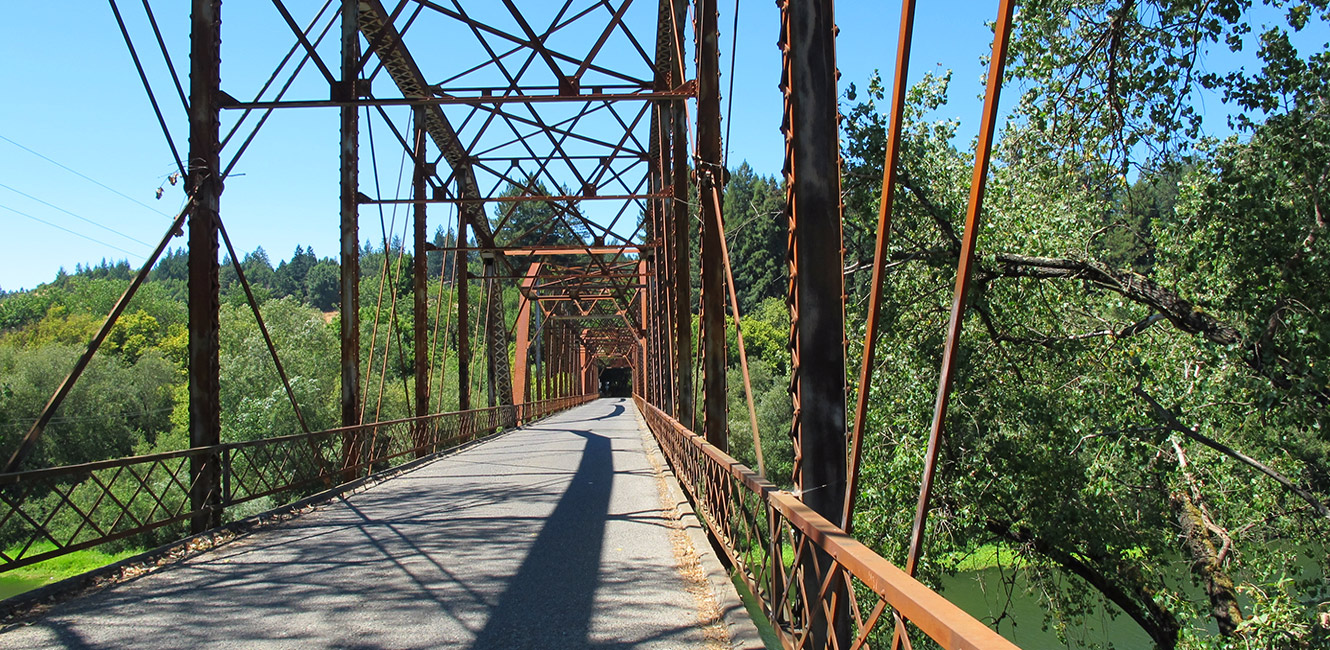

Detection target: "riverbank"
[0, 544, 141, 600]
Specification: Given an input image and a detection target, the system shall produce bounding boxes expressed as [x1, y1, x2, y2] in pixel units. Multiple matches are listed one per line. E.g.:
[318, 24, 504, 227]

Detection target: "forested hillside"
[0, 232, 471, 475]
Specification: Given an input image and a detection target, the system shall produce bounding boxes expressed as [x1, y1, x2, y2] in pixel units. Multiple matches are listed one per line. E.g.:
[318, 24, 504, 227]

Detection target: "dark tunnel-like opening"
[598, 367, 632, 397]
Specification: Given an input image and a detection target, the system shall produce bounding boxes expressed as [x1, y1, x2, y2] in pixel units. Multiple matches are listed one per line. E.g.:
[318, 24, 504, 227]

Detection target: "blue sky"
[0, 1, 1323, 291]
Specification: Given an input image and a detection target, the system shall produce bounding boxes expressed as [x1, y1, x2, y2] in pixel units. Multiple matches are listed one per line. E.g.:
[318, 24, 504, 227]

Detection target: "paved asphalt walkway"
[1, 398, 741, 649]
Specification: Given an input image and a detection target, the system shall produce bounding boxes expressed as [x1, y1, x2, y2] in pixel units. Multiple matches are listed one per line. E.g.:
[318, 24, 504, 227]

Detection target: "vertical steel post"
[548, 323, 557, 399]
[696, 0, 727, 452]
[456, 216, 471, 411]
[513, 263, 542, 406]
[188, 0, 223, 535]
[671, 100, 693, 424]
[561, 327, 570, 398]
[580, 346, 590, 395]
[783, 0, 848, 645]
[553, 325, 563, 398]
[640, 259, 651, 398]
[542, 323, 551, 400]
[647, 252, 660, 405]
[483, 256, 498, 410]
[670, 0, 693, 425]
[565, 328, 574, 398]
[412, 106, 429, 454]
[339, 0, 361, 431]
[651, 103, 677, 413]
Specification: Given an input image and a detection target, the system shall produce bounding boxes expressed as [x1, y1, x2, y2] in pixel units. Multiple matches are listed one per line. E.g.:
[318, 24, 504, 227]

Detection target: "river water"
[940, 567, 1154, 650]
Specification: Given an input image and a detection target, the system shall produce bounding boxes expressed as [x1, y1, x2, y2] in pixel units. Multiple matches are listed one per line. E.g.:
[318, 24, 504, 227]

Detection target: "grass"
[943, 543, 1028, 572]
[742, 543, 796, 571]
[0, 543, 143, 601]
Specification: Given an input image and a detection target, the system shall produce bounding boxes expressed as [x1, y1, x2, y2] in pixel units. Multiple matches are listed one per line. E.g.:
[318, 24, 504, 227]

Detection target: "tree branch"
[1134, 385, 1330, 520]
[986, 520, 1180, 650]
[1168, 437, 1246, 636]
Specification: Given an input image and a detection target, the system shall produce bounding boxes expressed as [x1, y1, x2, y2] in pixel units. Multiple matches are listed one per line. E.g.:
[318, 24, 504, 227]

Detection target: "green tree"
[305, 261, 341, 311]
[722, 163, 787, 313]
[835, 2, 1330, 641]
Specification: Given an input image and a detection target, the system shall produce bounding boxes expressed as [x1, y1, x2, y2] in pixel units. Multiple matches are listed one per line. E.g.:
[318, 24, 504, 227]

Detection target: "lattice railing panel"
[0, 395, 594, 574]
[635, 396, 1018, 650]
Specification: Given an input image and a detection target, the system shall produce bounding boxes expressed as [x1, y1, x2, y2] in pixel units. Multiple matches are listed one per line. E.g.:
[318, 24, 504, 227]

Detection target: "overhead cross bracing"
[340, 0, 685, 420]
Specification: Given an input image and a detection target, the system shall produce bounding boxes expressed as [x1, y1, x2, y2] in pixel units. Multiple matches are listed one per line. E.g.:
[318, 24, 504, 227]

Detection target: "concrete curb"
[631, 405, 768, 650]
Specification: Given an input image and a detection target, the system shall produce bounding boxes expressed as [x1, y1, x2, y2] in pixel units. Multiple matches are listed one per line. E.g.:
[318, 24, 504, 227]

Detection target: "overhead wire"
[0, 182, 153, 249]
[0, 202, 144, 260]
[0, 134, 171, 217]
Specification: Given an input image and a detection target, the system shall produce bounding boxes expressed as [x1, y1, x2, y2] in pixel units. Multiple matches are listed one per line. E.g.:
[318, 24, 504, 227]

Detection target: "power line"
[0, 202, 145, 261]
[0, 181, 153, 248]
[0, 133, 172, 217]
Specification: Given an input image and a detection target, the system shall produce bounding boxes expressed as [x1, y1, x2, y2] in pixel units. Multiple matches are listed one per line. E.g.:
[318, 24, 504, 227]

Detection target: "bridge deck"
[2, 398, 746, 649]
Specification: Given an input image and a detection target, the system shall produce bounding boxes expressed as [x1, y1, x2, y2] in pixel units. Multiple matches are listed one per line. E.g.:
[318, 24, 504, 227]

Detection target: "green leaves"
[830, 1, 1330, 643]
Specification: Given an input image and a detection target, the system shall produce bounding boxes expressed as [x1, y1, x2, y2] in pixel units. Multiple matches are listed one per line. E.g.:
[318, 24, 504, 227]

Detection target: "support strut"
[188, 0, 223, 534]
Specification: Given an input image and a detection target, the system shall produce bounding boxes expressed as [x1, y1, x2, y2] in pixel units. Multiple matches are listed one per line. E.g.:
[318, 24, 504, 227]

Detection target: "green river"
[941, 567, 1154, 650]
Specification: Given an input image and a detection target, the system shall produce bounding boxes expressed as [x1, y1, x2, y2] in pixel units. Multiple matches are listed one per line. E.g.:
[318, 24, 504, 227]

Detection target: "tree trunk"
[1171, 492, 1245, 635]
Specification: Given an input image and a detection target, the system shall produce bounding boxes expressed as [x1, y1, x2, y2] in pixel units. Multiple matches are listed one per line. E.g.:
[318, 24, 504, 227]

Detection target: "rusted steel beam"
[543, 324, 553, 400]
[579, 346, 592, 394]
[643, 254, 657, 405]
[890, 2, 1018, 647]
[782, 0, 849, 645]
[483, 255, 516, 426]
[635, 400, 1022, 650]
[527, 294, 636, 303]
[188, 0, 223, 535]
[670, 50, 693, 425]
[649, 27, 674, 412]
[499, 0, 574, 92]
[572, 0, 635, 83]
[413, 107, 429, 455]
[357, 0, 509, 278]
[457, 215, 471, 411]
[654, 115, 678, 414]
[339, 0, 363, 485]
[361, 191, 670, 205]
[513, 262, 543, 407]
[431, 244, 650, 256]
[485, 260, 498, 411]
[434, 82, 655, 93]
[3, 202, 193, 473]
[696, 0, 727, 451]
[905, 0, 1018, 587]
[707, 184, 766, 477]
[219, 88, 693, 110]
[412, 0, 652, 86]
[270, 0, 338, 85]
[845, 0, 918, 535]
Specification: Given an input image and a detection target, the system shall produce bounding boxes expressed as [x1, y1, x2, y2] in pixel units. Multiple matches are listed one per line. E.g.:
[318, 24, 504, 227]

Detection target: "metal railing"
[635, 397, 1017, 650]
[0, 395, 595, 574]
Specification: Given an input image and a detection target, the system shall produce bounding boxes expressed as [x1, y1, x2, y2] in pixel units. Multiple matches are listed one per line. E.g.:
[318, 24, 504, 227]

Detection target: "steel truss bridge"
[1, 1, 1023, 648]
